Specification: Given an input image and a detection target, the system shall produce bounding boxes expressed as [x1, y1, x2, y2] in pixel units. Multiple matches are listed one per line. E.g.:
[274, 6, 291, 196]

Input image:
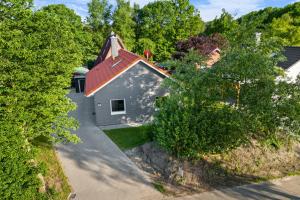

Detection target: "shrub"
[153, 32, 300, 158]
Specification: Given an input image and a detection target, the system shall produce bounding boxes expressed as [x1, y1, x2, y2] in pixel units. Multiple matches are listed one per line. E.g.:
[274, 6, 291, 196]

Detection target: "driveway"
[56, 92, 162, 200]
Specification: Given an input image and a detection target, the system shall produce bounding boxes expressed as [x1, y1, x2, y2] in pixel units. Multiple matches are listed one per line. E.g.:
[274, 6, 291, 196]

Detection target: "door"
[78, 79, 85, 93]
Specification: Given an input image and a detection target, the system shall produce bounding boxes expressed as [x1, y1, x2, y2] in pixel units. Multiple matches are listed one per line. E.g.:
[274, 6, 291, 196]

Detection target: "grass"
[104, 125, 152, 150]
[153, 181, 166, 193]
[33, 137, 71, 200]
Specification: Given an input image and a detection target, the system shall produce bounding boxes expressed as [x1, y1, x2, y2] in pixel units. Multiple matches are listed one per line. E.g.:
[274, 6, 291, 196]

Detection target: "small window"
[110, 99, 126, 115]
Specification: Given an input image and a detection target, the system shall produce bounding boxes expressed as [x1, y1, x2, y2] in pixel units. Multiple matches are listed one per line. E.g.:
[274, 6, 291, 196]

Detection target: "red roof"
[85, 49, 169, 97]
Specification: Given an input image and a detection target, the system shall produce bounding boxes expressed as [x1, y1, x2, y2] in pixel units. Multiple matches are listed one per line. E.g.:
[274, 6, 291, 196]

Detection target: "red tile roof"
[85, 49, 169, 97]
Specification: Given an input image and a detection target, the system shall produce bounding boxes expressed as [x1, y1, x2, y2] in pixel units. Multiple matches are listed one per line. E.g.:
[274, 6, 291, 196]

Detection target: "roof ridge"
[85, 48, 170, 97]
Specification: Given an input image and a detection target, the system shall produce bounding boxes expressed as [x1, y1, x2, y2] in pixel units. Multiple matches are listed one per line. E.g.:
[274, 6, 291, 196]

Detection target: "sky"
[34, 0, 298, 21]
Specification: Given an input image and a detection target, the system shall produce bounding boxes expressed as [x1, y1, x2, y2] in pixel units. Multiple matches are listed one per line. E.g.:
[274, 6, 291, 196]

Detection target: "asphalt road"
[174, 176, 300, 200]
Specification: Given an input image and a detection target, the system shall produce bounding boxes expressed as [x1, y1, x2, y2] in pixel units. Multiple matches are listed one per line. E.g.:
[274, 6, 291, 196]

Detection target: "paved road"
[56, 93, 162, 200]
[174, 176, 300, 200]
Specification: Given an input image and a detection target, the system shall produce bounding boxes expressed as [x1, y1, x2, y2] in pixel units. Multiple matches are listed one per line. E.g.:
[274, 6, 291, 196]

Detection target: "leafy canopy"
[134, 0, 205, 61]
[0, 1, 83, 198]
[154, 24, 300, 158]
[112, 0, 136, 51]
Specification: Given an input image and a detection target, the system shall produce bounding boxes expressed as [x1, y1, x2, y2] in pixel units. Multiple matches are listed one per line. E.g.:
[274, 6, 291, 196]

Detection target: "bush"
[154, 96, 247, 158]
[153, 33, 300, 159]
[0, 125, 46, 200]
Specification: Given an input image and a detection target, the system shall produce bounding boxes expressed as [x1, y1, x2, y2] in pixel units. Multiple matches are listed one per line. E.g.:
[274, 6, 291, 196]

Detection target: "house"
[72, 66, 89, 93]
[278, 46, 300, 81]
[85, 33, 169, 126]
[205, 47, 221, 67]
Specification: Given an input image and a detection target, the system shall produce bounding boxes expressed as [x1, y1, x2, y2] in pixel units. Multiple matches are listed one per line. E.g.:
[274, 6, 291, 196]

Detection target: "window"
[110, 99, 126, 115]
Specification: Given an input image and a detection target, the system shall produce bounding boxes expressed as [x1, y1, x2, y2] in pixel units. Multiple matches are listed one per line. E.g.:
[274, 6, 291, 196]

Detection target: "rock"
[141, 142, 153, 155]
[178, 167, 184, 178]
[68, 193, 77, 200]
[38, 173, 46, 193]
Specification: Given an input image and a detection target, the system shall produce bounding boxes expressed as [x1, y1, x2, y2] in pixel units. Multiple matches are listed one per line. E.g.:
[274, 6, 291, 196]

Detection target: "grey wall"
[93, 62, 167, 126]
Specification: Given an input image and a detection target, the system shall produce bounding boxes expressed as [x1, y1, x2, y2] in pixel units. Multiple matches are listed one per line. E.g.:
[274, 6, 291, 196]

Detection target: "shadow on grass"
[33, 136, 71, 200]
[103, 125, 153, 150]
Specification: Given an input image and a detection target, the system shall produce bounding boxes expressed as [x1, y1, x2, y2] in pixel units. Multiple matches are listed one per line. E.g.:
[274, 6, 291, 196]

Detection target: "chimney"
[255, 32, 261, 45]
[111, 31, 119, 59]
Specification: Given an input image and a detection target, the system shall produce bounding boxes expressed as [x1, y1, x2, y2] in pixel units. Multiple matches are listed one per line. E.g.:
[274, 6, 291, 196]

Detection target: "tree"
[41, 4, 94, 65]
[112, 0, 136, 50]
[153, 25, 300, 158]
[136, 0, 205, 61]
[205, 9, 239, 36]
[87, 0, 112, 52]
[87, 0, 111, 31]
[135, 1, 176, 61]
[172, 0, 205, 41]
[237, 2, 300, 45]
[173, 33, 228, 59]
[267, 13, 300, 46]
[135, 38, 156, 57]
[0, 1, 82, 198]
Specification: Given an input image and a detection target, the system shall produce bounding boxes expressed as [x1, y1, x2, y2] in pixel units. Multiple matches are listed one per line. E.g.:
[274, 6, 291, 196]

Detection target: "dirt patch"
[125, 141, 300, 196]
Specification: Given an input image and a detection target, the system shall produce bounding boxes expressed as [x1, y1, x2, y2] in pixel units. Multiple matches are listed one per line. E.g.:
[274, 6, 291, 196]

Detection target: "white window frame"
[110, 99, 126, 115]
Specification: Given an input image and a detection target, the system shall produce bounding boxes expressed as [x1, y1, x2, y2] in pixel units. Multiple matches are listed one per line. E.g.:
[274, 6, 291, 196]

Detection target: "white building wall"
[286, 60, 300, 82]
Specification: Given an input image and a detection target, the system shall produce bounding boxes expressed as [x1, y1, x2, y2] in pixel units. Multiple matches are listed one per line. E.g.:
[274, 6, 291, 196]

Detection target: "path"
[174, 175, 300, 200]
[56, 92, 162, 200]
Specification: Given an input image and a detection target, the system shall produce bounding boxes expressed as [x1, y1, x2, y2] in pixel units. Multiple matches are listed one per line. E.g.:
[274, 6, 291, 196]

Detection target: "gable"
[85, 49, 169, 97]
[99, 61, 166, 92]
[94, 34, 126, 66]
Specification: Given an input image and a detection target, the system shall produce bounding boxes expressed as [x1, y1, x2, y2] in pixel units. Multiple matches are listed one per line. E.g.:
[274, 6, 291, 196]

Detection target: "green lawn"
[33, 137, 71, 200]
[104, 126, 152, 150]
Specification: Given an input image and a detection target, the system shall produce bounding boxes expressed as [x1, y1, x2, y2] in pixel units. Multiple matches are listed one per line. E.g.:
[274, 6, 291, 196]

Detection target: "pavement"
[175, 176, 300, 200]
[56, 93, 162, 200]
[56, 93, 300, 200]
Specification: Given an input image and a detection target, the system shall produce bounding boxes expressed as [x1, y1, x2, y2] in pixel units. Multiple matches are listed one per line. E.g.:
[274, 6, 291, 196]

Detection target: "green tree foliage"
[205, 9, 238, 36]
[154, 25, 300, 158]
[0, 1, 82, 198]
[87, 0, 112, 54]
[41, 4, 94, 65]
[267, 13, 300, 46]
[135, 0, 205, 61]
[0, 126, 45, 199]
[172, 0, 205, 41]
[135, 38, 157, 58]
[135, 1, 176, 61]
[238, 2, 300, 46]
[112, 0, 136, 51]
[205, 2, 300, 46]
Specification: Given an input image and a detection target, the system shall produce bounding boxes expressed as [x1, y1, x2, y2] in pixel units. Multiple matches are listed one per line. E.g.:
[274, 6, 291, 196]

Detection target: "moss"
[153, 182, 166, 193]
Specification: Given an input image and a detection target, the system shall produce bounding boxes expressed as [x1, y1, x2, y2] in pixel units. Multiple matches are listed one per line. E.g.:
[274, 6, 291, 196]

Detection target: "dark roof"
[278, 46, 300, 70]
[85, 49, 169, 97]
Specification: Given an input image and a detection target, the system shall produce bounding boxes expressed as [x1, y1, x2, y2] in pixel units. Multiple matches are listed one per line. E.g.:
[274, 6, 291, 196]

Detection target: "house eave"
[85, 59, 169, 97]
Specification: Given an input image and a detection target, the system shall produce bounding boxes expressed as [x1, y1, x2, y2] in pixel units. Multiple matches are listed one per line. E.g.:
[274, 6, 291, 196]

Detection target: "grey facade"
[93, 61, 167, 126]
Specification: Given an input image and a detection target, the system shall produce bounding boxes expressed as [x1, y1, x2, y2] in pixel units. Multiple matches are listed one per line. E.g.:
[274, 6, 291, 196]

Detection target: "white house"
[279, 46, 300, 81]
